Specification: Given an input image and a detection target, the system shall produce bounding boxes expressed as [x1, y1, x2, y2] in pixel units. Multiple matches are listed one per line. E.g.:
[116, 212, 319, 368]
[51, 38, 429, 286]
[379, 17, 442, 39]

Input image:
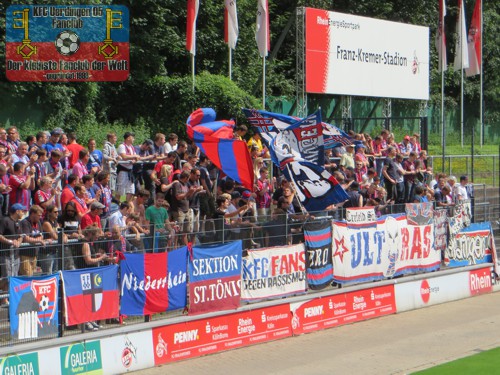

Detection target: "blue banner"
[9, 274, 60, 339]
[303, 220, 333, 289]
[167, 246, 188, 311]
[188, 241, 242, 315]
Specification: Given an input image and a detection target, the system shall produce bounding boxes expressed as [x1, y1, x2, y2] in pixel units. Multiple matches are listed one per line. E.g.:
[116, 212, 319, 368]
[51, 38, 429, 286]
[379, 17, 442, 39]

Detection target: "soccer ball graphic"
[55, 30, 80, 56]
[39, 295, 50, 311]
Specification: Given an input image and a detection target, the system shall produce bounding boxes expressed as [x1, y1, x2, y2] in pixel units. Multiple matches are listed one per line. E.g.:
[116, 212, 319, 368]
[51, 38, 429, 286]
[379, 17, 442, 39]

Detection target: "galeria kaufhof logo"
[5, 5, 130, 82]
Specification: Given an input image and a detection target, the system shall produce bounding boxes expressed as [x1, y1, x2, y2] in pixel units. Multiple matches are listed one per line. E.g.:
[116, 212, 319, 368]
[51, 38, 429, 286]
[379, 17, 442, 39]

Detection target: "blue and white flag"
[243, 108, 354, 150]
[268, 113, 349, 212]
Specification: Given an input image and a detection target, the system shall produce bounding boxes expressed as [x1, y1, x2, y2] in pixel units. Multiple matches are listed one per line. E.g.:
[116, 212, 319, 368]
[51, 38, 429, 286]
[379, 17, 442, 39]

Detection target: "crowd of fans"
[0, 124, 474, 313]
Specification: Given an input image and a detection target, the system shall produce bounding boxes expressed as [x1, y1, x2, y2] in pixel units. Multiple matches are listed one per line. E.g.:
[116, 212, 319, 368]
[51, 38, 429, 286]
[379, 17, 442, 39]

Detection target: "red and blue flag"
[187, 108, 254, 190]
[120, 253, 171, 316]
[61, 265, 119, 325]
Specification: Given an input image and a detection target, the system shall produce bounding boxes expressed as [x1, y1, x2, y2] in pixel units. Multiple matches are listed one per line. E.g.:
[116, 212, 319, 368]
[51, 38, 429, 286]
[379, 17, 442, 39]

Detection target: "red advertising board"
[291, 285, 396, 335]
[152, 304, 291, 365]
[469, 267, 492, 296]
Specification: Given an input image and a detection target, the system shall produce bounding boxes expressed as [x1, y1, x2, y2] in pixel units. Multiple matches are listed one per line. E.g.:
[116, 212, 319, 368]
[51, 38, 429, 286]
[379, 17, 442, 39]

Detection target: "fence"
[0, 198, 498, 348]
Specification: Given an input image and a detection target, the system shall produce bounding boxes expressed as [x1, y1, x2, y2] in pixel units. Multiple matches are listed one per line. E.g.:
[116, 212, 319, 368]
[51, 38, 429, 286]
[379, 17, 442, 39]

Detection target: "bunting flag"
[268, 112, 349, 212]
[224, 0, 239, 49]
[242, 108, 354, 150]
[186, 0, 200, 55]
[453, 0, 469, 71]
[465, 0, 481, 76]
[187, 108, 254, 190]
[435, 0, 447, 72]
[61, 265, 119, 325]
[256, 0, 270, 57]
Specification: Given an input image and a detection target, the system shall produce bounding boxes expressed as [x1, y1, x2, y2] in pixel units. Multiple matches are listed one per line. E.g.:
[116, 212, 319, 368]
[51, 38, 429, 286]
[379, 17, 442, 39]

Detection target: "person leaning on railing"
[0, 203, 26, 307]
[19, 204, 46, 276]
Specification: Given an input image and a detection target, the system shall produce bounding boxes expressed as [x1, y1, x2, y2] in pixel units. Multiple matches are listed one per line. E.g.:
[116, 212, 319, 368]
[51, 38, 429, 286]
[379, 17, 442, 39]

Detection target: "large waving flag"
[435, 0, 447, 72]
[242, 108, 354, 150]
[465, 0, 481, 77]
[224, 0, 238, 49]
[256, 0, 270, 57]
[186, 0, 200, 55]
[187, 108, 254, 190]
[61, 265, 119, 325]
[453, 0, 469, 71]
[268, 112, 349, 212]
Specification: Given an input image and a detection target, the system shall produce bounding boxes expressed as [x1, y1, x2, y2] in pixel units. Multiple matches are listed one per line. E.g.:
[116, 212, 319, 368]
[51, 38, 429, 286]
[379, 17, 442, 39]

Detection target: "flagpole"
[479, 0, 483, 147]
[191, 54, 195, 92]
[262, 57, 266, 109]
[441, 66, 446, 173]
[460, 62, 464, 148]
[229, 46, 232, 80]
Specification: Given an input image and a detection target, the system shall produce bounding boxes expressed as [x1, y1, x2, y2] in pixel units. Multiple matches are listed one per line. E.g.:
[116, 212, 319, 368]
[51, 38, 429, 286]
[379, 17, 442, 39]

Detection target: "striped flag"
[224, 0, 238, 49]
[256, 0, 270, 57]
[435, 0, 447, 72]
[453, 0, 469, 71]
[186, 0, 200, 55]
[465, 0, 481, 76]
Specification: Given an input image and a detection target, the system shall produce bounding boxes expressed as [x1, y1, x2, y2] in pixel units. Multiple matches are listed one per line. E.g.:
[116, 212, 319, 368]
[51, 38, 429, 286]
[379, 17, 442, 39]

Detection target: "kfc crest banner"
[242, 244, 307, 301]
[9, 274, 59, 339]
[188, 241, 242, 315]
[62, 265, 119, 325]
[303, 220, 333, 289]
[120, 253, 170, 316]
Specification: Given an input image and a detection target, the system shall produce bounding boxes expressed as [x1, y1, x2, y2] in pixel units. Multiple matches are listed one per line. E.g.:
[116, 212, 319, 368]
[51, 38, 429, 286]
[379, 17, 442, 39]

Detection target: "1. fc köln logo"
[31, 277, 58, 325]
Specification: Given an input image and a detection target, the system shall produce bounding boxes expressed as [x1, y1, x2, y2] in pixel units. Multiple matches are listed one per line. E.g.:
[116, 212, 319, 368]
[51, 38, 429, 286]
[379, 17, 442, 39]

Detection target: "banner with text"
[332, 208, 439, 283]
[290, 285, 396, 335]
[444, 222, 495, 268]
[242, 244, 307, 301]
[153, 304, 291, 365]
[188, 241, 242, 315]
[120, 253, 170, 316]
[303, 220, 333, 290]
[305, 7, 429, 99]
[6, 5, 129, 81]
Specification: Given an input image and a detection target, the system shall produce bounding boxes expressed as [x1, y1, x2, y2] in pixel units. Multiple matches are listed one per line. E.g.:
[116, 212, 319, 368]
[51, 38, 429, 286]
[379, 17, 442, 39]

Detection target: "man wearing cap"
[117, 132, 140, 202]
[43, 130, 64, 154]
[339, 144, 355, 170]
[81, 201, 105, 232]
[0, 203, 26, 306]
[398, 136, 412, 157]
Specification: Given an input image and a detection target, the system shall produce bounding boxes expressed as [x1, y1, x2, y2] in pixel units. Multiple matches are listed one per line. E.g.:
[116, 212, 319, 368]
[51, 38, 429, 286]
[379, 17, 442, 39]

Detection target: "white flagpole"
[441, 66, 445, 172]
[229, 46, 232, 80]
[191, 54, 195, 92]
[479, 0, 483, 147]
[262, 57, 266, 109]
[460, 61, 464, 148]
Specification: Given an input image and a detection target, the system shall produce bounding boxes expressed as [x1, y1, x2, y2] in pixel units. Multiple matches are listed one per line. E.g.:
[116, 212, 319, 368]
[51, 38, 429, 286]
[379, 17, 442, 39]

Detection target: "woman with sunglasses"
[57, 201, 83, 270]
[40, 204, 61, 274]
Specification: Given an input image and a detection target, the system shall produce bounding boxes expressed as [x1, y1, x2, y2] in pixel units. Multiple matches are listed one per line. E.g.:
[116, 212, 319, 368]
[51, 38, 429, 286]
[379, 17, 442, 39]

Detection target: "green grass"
[412, 347, 500, 374]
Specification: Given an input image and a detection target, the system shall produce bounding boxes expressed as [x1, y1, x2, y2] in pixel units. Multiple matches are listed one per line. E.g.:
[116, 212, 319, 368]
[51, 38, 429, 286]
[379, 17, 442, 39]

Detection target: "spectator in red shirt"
[66, 132, 85, 169]
[61, 174, 79, 210]
[81, 201, 105, 233]
[70, 184, 88, 219]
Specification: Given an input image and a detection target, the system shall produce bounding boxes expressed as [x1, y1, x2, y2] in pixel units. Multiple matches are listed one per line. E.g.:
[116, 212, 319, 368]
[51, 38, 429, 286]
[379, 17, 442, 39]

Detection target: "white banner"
[242, 244, 307, 301]
[305, 7, 429, 100]
[332, 214, 440, 283]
